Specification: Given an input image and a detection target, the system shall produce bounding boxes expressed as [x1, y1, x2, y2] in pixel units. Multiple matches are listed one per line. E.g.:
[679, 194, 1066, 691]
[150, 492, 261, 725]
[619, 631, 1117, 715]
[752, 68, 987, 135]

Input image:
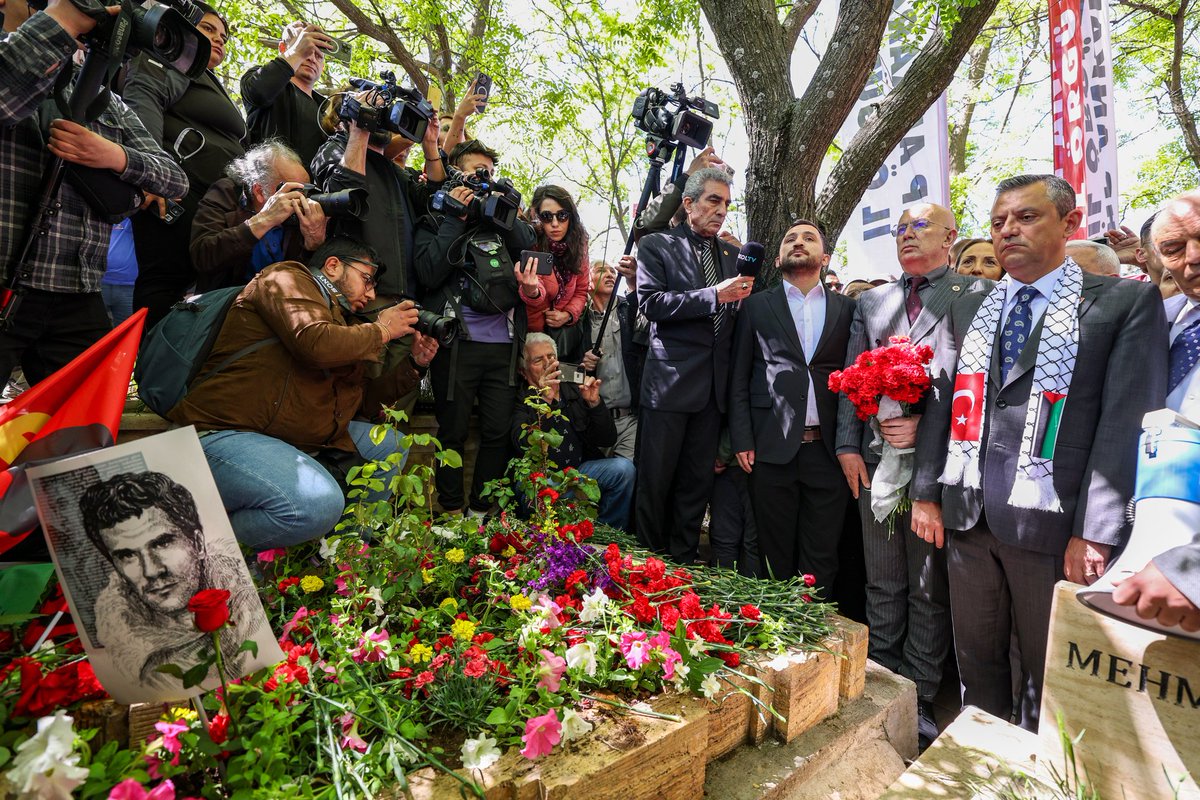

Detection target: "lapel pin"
[951, 285, 961, 292]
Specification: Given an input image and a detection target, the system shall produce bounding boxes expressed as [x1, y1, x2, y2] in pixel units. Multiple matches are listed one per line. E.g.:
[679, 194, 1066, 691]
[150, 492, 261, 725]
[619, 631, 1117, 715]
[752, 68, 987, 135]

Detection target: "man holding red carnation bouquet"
[911, 175, 1167, 732]
[729, 219, 854, 591]
[834, 201, 990, 751]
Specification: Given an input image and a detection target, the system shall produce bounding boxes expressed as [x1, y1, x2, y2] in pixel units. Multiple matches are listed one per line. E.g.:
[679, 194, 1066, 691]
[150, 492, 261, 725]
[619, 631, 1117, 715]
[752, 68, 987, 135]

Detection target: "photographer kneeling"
[190, 139, 328, 291]
[168, 236, 439, 549]
[513, 333, 634, 531]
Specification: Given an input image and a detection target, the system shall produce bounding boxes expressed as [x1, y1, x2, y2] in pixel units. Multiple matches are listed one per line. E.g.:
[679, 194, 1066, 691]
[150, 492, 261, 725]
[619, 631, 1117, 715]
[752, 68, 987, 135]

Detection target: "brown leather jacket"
[170, 261, 420, 452]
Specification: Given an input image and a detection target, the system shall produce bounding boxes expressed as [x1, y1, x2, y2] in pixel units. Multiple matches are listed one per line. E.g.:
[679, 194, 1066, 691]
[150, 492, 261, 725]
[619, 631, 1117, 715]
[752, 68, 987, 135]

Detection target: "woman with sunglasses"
[515, 185, 592, 362]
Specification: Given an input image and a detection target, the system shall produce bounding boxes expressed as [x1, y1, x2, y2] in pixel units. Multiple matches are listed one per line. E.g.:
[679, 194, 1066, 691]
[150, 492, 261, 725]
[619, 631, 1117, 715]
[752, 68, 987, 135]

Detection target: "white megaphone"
[1077, 409, 1200, 640]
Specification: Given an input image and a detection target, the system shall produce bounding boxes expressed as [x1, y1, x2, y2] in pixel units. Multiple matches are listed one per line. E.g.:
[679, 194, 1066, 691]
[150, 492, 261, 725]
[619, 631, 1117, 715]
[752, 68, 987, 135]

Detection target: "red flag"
[949, 372, 985, 442]
[1049, 0, 1087, 240]
[0, 309, 146, 555]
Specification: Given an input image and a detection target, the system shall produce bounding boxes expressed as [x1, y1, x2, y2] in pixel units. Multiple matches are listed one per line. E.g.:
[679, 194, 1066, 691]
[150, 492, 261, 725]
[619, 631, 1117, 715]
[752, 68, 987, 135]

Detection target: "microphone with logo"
[733, 241, 764, 306]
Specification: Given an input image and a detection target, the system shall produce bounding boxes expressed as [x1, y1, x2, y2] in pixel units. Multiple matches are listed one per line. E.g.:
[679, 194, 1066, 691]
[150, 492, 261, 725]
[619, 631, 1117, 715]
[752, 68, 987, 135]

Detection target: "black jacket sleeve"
[240, 57, 295, 110]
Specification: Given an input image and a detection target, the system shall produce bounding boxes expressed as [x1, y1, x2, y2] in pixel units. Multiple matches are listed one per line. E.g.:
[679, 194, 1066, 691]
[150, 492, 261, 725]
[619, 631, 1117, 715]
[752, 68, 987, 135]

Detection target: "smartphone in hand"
[521, 250, 554, 276]
[558, 362, 585, 384]
[161, 199, 186, 225]
[474, 72, 494, 113]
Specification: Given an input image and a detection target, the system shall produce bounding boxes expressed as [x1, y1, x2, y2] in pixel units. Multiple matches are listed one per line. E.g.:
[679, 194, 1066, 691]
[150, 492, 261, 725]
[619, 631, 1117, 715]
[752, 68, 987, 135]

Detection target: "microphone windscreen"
[736, 241, 766, 277]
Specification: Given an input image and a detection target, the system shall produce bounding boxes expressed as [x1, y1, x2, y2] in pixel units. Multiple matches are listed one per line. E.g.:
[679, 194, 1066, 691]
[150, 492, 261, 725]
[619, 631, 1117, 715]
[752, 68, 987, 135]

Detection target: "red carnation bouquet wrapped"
[828, 336, 934, 528]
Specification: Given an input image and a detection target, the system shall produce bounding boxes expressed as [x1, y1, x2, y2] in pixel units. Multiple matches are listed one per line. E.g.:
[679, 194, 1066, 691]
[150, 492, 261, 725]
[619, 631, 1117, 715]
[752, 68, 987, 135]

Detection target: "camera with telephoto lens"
[630, 82, 719, 150]
[337, 71, 435, 144]
[283, 184, 369, 223]
[407, 301, 459, 347]
[430, 166, 522, 231]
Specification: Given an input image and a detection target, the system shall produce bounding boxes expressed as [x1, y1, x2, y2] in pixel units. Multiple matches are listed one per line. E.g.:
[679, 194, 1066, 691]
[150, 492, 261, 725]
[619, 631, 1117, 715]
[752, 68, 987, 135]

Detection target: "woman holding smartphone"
[514, 185, 591, 362]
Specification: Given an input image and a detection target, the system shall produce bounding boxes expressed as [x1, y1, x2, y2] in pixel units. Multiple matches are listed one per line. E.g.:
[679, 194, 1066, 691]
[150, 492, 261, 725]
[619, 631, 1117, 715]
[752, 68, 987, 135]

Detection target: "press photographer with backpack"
[413, 139, 535, 516]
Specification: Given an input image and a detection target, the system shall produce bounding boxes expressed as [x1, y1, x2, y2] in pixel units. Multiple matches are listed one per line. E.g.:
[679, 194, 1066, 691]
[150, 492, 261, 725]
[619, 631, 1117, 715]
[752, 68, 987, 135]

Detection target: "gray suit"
[834, 267, 991, 702]
[914, 272, 1168, 729]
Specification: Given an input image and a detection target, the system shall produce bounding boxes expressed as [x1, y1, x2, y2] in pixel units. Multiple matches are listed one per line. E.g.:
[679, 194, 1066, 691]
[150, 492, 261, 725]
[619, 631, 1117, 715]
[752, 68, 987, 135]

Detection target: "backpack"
[135, 286, 279, 417]
[461, 231, 519, 314]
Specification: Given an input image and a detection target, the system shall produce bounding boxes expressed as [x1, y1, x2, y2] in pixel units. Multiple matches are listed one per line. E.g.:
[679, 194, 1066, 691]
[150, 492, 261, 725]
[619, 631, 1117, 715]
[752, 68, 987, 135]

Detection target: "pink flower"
[256, 547, 287, 564]
[647, 631, 682, 679]
[619, 631, 650, 669]
[534, 595, 563, 629]
[154, 721, 188, 765]
[350, 628, 389, 663]
[520, 710, 562, 759]
[109, 779, 179, 800]
[338, 712, 368, 753]
[334, 575, 352, 596]
[279, 606, 311, 641]
[536, 648, 567, 693]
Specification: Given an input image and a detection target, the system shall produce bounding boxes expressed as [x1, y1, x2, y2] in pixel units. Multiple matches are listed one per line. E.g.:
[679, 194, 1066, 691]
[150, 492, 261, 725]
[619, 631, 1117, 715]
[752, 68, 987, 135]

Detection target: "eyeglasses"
[890, 219, 951, 237]
[339, 258, 378, 289]
[538, 210, 571, 223]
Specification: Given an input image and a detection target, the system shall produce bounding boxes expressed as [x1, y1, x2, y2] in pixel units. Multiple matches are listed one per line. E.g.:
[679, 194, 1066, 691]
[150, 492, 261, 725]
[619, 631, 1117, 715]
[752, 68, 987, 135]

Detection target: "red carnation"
[188, 589, 232, 632]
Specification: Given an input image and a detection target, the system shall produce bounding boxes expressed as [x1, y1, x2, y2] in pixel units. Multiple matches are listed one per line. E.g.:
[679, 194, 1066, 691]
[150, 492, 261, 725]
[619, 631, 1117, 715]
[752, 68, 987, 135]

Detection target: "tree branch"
[781, 0, 820, 51]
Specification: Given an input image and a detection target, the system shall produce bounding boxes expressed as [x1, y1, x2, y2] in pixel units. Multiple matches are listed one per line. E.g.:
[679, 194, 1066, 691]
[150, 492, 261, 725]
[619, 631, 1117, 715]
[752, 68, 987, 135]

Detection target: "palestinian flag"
[0, 309, 145, 557]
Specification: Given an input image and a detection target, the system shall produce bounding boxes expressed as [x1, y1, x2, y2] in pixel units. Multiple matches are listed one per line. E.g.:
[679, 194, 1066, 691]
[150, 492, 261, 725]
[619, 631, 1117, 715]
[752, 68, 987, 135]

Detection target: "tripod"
[587, 136, 687, 364]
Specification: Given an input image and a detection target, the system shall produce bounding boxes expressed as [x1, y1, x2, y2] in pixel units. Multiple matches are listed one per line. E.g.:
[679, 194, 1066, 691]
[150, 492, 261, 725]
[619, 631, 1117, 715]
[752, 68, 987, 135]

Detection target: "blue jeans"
[101, 282, 135, 327]
[200, 421, 408, 550]
[578, 456, 635, 531]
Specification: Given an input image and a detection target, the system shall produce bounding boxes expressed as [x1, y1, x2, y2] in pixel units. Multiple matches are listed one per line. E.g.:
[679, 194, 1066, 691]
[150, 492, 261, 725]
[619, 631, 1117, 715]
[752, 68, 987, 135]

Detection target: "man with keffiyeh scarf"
[909, 174, 1167, 732]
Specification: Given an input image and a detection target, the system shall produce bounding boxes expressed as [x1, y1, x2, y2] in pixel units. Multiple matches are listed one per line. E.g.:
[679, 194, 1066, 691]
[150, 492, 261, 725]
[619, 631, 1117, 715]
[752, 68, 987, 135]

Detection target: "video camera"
[630, 82, 719, 150]
[283, 184, 369, 222]
[338, 71, 435, 144]
[430, 166, 522, 232]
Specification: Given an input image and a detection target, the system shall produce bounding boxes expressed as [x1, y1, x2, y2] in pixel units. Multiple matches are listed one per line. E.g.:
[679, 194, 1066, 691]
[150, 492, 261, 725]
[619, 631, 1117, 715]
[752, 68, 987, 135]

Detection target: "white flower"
[431, 525, 459, 541]
[318, 537, 339, 560]
[565, 641, 597, 677]
[670, 662, 691, 692]
[578, 587, 611, 624]
[6, 711, 88, 799]
[561, 709, 593, 742]
[700, 674, 722, 700]
[461, 733, 502, 771]
[687, 637, 707, 658]
[365, 585, 385, 616]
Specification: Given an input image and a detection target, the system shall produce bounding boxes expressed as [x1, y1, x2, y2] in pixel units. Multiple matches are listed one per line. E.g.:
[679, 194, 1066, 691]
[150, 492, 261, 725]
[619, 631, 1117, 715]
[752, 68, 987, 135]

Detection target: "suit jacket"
[835, 269, 994, 465]
[1155, 542, 1200, 610]
[637, 223, 739, 413]
[729, 283, 854, 463]
[913, 273, 1168, 556]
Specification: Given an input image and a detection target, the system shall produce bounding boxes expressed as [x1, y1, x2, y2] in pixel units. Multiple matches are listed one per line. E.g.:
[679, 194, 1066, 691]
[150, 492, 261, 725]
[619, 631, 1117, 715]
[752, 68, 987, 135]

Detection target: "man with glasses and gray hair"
[169, 236, 439, 550]
[834, 201, 992, 751]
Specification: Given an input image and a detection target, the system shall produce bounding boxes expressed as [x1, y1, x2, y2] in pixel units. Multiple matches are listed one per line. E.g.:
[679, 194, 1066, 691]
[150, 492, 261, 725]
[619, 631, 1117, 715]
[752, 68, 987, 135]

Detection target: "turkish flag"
[0, 309, 146, 556]
[949, 372, 985, 442]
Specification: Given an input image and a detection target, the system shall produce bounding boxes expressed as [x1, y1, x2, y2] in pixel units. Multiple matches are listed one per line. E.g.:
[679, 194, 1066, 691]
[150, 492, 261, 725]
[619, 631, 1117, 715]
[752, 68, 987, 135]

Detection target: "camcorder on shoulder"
[430, 166, 522, 232]
[631, 82, 719, 150]
[338, 71, 435, 145]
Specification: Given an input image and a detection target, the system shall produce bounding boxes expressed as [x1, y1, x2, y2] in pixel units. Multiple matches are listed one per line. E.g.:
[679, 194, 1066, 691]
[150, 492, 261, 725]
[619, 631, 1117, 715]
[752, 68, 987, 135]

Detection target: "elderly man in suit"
[635, 167, 753, 563]
[911, 174, 1168, 731]
[730, 219, 853, 589]
[835, 201, 987, 749]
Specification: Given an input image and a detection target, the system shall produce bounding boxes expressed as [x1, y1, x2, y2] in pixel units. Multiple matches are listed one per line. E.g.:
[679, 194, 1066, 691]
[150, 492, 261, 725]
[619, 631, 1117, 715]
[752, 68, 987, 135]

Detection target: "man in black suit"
[730, 220, 854, 589]
[635, 167, 753, 563]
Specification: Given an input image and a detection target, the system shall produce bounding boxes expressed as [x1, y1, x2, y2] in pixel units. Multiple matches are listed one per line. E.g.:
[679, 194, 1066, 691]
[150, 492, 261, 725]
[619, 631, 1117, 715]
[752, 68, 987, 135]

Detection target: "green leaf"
[238, 639, 259, 657]
[182, 662, 210, 689]
[0, 564, 56, 616]
[485, 706, 509, 725]
[155, 663, 185, 680]
[437, 449, 463, 469]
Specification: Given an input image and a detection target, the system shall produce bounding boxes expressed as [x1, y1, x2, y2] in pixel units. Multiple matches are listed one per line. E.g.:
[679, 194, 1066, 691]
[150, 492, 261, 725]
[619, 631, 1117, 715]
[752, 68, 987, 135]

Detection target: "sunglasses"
[538, 210, 571, 223]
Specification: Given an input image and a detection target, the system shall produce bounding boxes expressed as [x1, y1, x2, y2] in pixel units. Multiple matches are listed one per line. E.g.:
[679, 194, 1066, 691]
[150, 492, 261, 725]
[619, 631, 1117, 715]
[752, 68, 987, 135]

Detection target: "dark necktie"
[698, 239, 725, 337]
[905, 275, 927, 324]
[1168, 317, 1200, 394]
[1000, 285, 1039, 384]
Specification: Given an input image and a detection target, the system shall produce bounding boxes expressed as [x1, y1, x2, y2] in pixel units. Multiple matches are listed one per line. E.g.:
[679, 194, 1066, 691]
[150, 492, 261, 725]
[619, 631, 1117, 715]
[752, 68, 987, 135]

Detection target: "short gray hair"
[225, 139, 304, 190]
[1066, 240, 1120, 275]
[995, 174, 1076, 218]
[683, 167, 733, 204]
[520, 332, 557, 371]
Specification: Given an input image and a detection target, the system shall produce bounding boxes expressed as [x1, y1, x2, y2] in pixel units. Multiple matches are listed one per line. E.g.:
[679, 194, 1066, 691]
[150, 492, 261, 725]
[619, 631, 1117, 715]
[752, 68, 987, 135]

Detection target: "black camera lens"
[130, 3, 209, 79]
[306, 187, 368, 219]
[415, 310, 459, 347]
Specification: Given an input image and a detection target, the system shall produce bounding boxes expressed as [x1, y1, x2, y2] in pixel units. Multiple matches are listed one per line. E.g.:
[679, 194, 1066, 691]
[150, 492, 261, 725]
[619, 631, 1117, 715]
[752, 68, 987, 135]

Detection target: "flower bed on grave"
[0, 396, 836, 799]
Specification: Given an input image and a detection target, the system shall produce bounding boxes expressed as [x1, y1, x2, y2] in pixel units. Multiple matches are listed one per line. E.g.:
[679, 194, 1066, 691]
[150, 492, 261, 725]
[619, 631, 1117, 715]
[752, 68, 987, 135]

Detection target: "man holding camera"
[414, 139, 536, 516]
[169, 236, 438, 549]
[0, 0, 188, 385]
[190, 140, 327, 291]
[241, 21, 331, 166]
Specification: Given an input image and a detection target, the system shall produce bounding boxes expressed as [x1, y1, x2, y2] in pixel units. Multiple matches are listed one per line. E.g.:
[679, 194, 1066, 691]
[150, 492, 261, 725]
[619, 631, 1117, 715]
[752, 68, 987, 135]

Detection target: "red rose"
[188, 589, 232, 632]
[208, 712, 231, 745]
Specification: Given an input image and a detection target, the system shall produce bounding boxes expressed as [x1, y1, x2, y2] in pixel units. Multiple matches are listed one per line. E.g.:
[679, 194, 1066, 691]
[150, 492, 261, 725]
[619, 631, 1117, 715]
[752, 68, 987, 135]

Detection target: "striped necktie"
[698, 239, 725, 337]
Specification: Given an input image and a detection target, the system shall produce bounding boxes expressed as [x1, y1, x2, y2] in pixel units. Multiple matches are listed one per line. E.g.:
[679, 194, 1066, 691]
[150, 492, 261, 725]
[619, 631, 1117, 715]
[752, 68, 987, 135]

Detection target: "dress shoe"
[917, 699, 940, 753]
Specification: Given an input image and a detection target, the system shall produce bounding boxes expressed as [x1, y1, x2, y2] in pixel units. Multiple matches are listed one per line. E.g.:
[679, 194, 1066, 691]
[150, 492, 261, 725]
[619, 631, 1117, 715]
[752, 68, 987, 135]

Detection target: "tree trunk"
[1166, 0, 1200, 170]
[949, 34, 994, 175]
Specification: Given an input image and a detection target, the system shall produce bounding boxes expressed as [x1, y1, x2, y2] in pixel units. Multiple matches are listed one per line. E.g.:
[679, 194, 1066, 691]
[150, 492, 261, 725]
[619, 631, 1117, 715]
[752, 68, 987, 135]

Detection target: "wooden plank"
[1039, 581, 1200, 800]
[830, 614, 869, 701]
[759, 648, 840, 743]
[702, 664, 757, 759]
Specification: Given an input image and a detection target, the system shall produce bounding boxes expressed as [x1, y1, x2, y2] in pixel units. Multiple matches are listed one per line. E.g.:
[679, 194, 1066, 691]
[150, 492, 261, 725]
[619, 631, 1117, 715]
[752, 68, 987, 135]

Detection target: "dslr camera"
[338, 71, 436, 144]
[284, 184, 369, 222]
[387, 298, 458, 347]
[430, 166, 522, 231]
[630, 82, 719, 150]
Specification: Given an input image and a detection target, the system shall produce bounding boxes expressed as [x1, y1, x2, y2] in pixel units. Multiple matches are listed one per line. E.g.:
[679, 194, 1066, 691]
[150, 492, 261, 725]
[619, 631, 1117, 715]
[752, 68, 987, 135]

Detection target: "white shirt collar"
[1005, 259, 1069, 306]
[784, 280, 825, 302]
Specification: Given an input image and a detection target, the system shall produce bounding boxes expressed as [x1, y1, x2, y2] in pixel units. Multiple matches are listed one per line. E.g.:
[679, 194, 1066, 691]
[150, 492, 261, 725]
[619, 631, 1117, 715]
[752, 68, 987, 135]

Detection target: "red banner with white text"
[1050, 0, 1087, 240]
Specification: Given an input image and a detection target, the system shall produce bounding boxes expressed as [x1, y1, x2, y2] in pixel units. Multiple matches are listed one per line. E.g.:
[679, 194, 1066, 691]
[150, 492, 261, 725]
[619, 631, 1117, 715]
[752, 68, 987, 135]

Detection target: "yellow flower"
[422, 568, 434, 584]
[439, 597, 459, 613]
[300, 575, 324, 593]
[445, 548, 465, 564]
[501, 545, 516, 558]
[409, 643, 433, 663]
[451, 618, 477, 641]
[509, 594, 532, 613]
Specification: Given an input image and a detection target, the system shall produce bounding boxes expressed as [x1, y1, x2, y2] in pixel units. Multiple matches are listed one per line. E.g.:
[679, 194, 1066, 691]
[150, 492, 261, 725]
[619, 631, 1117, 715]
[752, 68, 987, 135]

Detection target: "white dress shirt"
[784, 280, 826, 426]
[1167, 294, 1200, 420]
[1000, 260, 1069, 330]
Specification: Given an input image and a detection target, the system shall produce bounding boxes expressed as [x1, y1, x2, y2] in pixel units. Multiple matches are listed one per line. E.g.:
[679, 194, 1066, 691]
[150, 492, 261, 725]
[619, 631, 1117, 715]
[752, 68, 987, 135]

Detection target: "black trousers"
[709, 465, 760, 576]
[132, 205, 197, 332]
[749, 442, 847, 593]
[634, 394, 721, 564]
[430, 340, 517, 512]
[0, 291, 110, 386]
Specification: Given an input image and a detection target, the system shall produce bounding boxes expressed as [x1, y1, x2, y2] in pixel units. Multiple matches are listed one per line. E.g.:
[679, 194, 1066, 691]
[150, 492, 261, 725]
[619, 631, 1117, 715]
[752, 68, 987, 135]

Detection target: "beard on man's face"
[781, 250, 822, 276]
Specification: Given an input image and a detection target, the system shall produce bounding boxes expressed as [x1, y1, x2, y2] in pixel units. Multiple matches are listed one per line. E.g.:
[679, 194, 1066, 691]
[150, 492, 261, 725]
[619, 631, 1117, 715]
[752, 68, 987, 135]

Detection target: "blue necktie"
[1000, 285, 1038, 384]
[1168, 317, 1200, 394]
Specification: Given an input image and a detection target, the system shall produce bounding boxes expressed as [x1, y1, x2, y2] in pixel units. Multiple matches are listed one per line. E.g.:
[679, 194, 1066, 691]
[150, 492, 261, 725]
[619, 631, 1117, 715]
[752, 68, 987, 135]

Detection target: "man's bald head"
[894, 202, 958, 276]
[1151, 190, 1200, 300]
